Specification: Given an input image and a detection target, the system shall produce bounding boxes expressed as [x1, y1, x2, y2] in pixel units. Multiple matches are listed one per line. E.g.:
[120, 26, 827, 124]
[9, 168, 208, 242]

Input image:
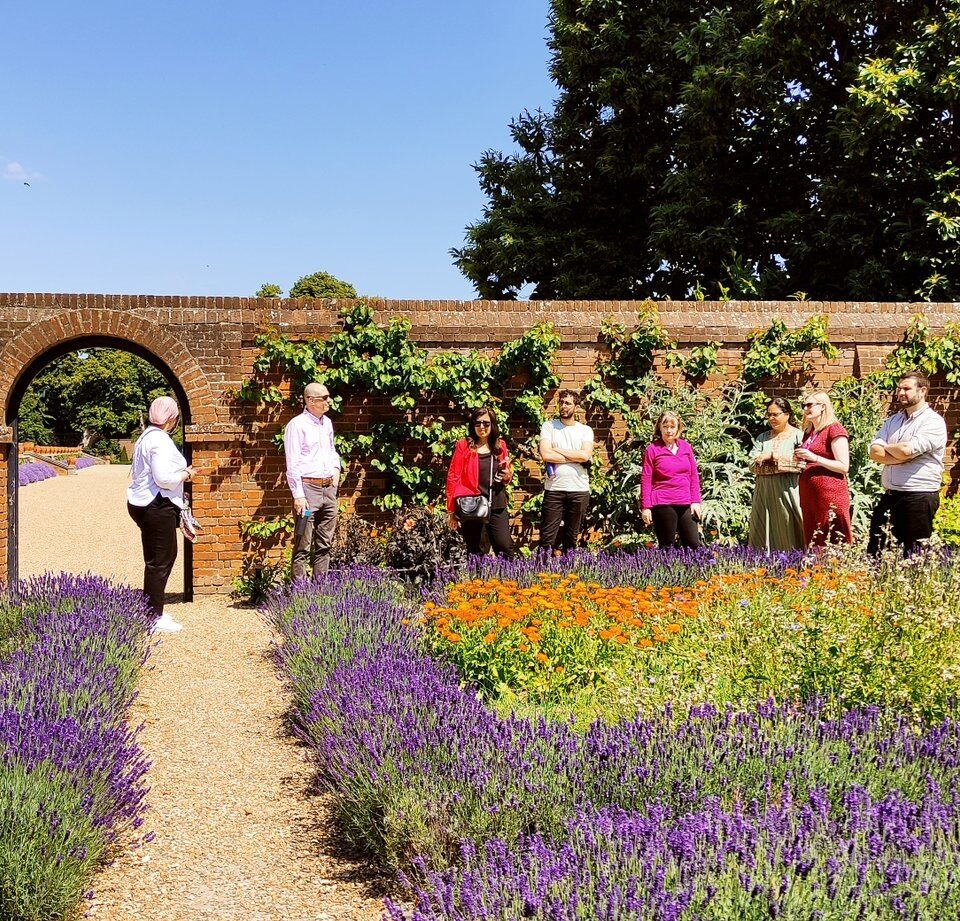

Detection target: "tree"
[288, 271, 357, 299]
[453, 0, 960, 302]
[256, 283, 283, 298]
[19, 349, 171, 448]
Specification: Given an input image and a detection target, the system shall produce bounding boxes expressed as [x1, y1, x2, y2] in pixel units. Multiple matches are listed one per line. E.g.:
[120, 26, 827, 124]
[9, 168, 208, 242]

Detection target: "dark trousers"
[127, 495, 179, 615]
[460, 507, 513, 557]
[867, 489, 939, 557]
[651, 504, 700, 550]
[539, 490, 590, 554]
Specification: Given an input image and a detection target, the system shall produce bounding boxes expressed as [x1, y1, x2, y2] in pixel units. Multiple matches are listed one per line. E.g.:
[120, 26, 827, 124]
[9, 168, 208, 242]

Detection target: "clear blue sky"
[1, 1, 555, 299]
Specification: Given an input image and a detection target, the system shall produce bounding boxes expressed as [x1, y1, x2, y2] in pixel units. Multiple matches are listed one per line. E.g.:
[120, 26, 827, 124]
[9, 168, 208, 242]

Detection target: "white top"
[127, 426, 188, 509]
[871, 405, 947, 492]
[284, 410, 341, 499]
[541, 419, 594, 492]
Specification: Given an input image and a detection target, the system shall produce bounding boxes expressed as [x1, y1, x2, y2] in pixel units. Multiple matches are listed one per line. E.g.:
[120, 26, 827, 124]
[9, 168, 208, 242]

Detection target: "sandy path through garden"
[19, 465, 385, 920]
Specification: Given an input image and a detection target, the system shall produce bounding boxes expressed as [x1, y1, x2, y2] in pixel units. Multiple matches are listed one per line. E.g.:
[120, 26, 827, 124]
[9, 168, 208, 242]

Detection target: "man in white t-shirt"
[867, 370, 946, 556]
[538, 389, 594, 555]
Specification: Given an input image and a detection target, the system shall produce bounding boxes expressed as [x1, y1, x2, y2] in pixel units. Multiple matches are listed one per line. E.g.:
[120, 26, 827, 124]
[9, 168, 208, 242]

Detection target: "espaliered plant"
[240, 302, 560, 513]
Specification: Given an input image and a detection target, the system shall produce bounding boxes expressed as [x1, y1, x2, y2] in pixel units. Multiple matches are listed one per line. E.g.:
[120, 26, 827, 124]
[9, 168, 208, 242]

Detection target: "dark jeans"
[867, 489, 940, 557]
[460, 506, 513, 557]
[651, 504, 700, 550]
[127, 495, 179, 615]
[539, 490, 590, 554]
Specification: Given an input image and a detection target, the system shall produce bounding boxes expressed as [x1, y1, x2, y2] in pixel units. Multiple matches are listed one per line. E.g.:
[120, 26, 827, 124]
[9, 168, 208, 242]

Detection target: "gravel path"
[19, 465, 386, 920]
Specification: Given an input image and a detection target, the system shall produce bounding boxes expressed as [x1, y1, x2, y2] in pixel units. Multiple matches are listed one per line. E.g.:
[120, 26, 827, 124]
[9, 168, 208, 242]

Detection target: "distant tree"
[256, 283, 283, 298]
[454, 0, 960, 302]
[289, 271, 357, 299]
[19, 349, 170, 448]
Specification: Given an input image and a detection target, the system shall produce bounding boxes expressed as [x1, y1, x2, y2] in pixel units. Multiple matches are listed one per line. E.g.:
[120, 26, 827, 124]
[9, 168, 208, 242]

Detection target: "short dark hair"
[467, 405, 502, 452]
[899, 371, 930, 391]
[557, 389, 581, 406]
[766, 397, 794, 422]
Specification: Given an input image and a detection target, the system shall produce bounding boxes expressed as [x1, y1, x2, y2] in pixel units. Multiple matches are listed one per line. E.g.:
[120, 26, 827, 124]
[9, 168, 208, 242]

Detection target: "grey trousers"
[291, 482, 338, 579]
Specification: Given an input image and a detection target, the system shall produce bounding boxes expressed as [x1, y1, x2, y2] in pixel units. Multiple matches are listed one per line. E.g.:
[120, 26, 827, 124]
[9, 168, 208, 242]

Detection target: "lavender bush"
[17, 461, 57, 486]
[269, 558, 960, 919]
[0, 574, 153, 920]
[75, 456, 96, 470]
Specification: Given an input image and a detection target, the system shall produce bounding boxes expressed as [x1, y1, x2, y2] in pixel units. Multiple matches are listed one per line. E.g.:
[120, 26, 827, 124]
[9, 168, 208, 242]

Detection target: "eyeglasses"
[307, 395, 331, 402]
[474, 420, 492, 427]
[802, 402, 819, 409]
[766, 411, 786, 418]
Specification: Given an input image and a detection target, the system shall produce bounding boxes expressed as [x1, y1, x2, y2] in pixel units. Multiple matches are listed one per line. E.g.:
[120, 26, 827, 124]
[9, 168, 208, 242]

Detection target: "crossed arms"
[539, 433, 594, 464]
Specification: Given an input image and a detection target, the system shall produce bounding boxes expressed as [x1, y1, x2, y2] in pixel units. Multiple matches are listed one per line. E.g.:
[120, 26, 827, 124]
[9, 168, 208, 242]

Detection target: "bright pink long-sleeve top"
[640, 439, 702, 507]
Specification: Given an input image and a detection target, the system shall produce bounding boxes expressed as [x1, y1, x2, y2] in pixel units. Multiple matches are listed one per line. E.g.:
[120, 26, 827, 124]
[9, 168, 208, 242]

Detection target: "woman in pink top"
[640, 411, 703, 549]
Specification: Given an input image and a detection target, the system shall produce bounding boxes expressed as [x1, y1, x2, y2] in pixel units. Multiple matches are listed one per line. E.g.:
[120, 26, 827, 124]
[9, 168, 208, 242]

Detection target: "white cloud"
[3, 161, 42, 182]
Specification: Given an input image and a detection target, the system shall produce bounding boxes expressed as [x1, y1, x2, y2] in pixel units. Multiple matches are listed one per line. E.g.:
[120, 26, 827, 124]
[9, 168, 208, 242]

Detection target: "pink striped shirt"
[284, 410, 341, 499]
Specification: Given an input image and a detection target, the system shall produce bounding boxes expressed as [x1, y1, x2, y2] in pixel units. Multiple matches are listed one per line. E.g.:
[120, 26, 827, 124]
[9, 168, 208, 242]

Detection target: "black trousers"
[127, 495, 179, 615]
[460, 506, 513, 557]
[867, 489, 939, 557]
[651, 504, 700, 549]
[539, 490, 590, 554]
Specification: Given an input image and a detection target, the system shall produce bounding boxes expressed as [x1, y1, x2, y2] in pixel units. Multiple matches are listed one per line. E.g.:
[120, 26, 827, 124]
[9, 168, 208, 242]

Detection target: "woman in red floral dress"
[794, 391, 853, 546]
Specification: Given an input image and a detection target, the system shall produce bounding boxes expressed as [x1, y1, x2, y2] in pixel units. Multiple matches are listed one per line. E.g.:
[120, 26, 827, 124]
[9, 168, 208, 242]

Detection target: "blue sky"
[1, 1, 555, 299]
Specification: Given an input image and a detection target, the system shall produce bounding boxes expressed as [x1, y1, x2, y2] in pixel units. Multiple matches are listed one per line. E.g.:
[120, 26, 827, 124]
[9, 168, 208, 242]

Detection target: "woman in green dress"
[748, 397, 805, 551]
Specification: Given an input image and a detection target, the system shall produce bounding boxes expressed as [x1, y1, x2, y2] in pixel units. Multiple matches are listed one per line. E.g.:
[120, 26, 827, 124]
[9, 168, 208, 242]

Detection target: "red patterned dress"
[798, 422, 853, 546]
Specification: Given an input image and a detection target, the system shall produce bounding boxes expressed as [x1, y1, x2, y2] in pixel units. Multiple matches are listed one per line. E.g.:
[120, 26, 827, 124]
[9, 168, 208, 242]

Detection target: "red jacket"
[446, 438, 511, 513]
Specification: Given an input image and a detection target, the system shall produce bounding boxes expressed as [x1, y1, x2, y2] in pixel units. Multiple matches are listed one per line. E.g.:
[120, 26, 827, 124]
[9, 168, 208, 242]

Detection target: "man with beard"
[867, 371, 947, 555]
[538, 389, 594, 555]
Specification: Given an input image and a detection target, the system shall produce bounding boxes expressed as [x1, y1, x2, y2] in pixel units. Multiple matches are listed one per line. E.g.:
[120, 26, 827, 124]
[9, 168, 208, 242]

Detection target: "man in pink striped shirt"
[284, 382, 342, 578]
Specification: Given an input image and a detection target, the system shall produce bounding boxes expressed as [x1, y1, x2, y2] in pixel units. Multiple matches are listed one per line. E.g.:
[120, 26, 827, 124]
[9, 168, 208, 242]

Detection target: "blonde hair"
[653, 410, 684, 441]
[802, 391, 838, 432]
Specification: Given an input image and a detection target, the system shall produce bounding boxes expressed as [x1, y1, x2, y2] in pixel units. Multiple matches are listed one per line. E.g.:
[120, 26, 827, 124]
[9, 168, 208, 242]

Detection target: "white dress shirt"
[127, 426, 188, 508]
[871, 405, 947, 492]
[284, 410, 341, 500]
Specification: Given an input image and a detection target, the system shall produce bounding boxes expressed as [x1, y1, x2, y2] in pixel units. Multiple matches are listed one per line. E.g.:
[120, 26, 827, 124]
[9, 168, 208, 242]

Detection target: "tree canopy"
[19, 349, 171, 448]
[453, 0, 960, 301]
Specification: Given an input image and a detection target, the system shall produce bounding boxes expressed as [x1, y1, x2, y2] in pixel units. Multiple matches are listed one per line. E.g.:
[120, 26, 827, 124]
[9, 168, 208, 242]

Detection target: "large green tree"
[453, 0, 960, 301]
[19, 349, 170, 448]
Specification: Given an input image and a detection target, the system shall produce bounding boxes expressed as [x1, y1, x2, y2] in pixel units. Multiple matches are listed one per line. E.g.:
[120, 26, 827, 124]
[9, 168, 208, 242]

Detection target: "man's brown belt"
[303, 476, 335, 486]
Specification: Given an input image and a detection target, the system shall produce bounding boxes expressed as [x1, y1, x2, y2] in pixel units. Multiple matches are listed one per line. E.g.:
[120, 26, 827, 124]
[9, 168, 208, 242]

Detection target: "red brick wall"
[0, 293, 958, 593]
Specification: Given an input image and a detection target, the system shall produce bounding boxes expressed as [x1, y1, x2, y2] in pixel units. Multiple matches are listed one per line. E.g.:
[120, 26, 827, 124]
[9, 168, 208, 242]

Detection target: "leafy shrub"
[935, 493, 960, 547]
[232, 554, 288, 605]
[330, 514, 388, 568]
[385, 506, 466, 583]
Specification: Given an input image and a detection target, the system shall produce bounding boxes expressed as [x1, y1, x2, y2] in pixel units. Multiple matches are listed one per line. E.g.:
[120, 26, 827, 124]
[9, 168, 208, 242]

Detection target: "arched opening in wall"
[6, 337, 193, 601]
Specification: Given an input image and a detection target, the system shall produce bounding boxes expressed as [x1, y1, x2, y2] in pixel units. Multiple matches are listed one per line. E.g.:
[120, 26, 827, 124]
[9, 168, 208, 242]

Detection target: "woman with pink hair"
[126, 396, 196, 632]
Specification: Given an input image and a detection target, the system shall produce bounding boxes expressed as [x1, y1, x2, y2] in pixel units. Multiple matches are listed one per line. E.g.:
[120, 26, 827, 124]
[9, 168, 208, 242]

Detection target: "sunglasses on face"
[802, 402, 819, 409]
[474, 420, 492, 427]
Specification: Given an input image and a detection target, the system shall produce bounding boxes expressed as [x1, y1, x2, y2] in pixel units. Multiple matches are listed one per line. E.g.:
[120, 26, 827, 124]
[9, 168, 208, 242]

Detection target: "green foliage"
[231, 555, 287, 605]
[289, 271, 357, 299]
[454, 1, 960, 301]
[20, 349, 170, 447]
[242, 303, 560, 513]
[0, 762, 102, 921]
[665, 341, 721, 380]
[256, 283, 283, 298]
[741, 315, 838, 383]
[873, 315, 960, 389]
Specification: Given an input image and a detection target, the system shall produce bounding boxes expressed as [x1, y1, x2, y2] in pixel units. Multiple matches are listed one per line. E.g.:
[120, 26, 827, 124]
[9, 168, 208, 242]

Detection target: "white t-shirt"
[541, 420, 593, 492]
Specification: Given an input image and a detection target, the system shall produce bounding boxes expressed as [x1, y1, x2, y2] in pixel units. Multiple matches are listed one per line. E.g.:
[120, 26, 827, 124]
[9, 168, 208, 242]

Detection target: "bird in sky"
[23, 182, 30, 187]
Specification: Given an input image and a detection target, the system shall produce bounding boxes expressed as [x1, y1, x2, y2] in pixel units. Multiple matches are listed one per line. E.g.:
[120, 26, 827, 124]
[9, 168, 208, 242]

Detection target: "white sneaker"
[151, 613, 184, 634]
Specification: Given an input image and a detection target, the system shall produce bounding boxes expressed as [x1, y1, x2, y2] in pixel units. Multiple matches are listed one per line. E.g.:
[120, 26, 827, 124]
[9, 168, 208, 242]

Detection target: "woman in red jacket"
[446, 406, 514, 557]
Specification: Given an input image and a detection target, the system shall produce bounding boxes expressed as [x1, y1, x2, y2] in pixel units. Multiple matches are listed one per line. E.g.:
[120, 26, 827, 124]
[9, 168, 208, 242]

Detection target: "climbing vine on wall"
[239, 303, 560, 511]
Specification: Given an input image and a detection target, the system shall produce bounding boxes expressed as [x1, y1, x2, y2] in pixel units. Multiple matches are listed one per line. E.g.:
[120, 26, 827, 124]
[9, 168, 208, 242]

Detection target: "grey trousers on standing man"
[291, 479, 338, 579]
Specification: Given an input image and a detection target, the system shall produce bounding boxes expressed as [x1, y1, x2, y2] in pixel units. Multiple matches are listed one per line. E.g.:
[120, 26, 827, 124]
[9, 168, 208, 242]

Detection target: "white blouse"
[127, 426, 188, 509]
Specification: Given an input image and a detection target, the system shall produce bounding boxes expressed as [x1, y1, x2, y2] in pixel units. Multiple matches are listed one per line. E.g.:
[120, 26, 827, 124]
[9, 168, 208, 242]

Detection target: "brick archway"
[0, 309, 217, 426]
[0, 309, 218, 593]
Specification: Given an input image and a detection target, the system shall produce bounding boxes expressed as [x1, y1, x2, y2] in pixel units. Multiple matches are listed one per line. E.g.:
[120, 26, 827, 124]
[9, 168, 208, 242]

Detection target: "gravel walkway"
[19, 465, 386, 920]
